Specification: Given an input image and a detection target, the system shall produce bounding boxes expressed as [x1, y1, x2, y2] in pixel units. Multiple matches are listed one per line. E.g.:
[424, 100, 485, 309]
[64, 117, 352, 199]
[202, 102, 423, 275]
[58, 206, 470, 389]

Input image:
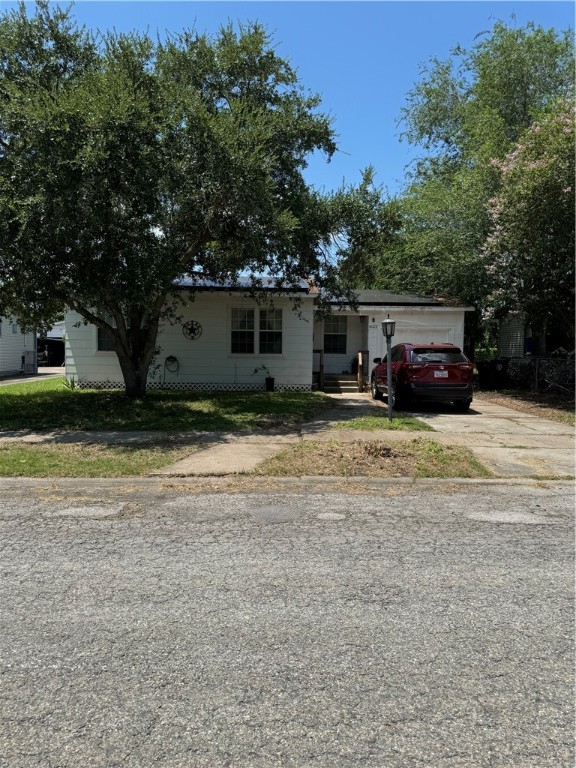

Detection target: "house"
[64, 283, 473, 391]
[0, 316, 36, 377]
[315, 290, 472, 380]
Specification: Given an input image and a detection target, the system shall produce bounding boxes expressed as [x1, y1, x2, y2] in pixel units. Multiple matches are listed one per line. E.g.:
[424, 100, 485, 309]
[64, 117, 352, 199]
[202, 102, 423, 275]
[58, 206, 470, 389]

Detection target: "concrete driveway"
[402, 396, 575, 478]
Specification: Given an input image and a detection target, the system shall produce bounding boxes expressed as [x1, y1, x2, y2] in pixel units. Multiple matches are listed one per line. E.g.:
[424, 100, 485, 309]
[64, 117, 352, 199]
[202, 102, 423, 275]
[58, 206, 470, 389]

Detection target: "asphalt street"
[1, 479, 574, 767]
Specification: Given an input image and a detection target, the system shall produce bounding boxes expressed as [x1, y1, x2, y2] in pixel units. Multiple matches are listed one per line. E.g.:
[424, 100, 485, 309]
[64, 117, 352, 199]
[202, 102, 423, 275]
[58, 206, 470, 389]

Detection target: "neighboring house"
[496, 313, 570, 358]
[0, 316, 36, 377]
[497, 313, 528, 358]
[64, 283, 473, 391]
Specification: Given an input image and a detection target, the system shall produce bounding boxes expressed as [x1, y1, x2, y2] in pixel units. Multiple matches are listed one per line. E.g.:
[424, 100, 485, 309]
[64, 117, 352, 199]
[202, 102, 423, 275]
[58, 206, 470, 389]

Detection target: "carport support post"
[382, 317, 396, 422]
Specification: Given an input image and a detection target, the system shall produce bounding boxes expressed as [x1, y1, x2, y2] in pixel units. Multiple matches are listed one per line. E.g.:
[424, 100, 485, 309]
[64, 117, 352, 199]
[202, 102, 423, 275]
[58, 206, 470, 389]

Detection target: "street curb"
[0, 476, 573, 490]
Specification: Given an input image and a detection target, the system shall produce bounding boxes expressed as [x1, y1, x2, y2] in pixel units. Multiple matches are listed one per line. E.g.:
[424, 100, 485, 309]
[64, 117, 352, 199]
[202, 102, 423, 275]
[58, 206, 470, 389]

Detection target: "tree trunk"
[114, 322, 160, 399]
[116, 353, 150, 399]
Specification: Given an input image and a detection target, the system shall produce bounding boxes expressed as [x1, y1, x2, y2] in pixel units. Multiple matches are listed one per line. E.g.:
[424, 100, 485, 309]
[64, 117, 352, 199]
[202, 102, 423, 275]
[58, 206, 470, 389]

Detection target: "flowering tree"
[482, 101, 575, 347]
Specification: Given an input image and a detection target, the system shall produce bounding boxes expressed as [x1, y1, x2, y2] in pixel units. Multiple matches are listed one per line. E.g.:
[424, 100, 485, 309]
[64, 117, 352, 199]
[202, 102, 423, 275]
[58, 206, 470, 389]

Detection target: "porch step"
[322, 374, 361, 394]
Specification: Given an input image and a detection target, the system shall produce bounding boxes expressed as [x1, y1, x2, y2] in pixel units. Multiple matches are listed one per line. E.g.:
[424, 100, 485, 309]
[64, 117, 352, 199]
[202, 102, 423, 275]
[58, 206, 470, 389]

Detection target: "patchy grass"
[254, 438, 493, 479]
[0, 378, 333, 432]
[0, 441, 196, 477]
[332, 414, 433, 431]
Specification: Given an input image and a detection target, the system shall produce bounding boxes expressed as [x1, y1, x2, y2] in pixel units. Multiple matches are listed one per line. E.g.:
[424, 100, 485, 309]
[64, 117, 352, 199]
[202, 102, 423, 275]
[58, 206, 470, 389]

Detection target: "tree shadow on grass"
[0, 388, 332, 433]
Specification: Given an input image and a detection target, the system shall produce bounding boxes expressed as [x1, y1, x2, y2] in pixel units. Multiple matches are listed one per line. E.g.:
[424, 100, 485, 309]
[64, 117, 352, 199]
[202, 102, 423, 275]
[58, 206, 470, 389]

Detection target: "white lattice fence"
[74, 380, 312, 393]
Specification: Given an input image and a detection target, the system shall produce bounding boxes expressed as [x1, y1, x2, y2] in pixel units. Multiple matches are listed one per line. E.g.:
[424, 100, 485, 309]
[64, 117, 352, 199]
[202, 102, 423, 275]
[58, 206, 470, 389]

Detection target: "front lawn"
[0, 441, 196, 477]
[0, 378, 334, 432]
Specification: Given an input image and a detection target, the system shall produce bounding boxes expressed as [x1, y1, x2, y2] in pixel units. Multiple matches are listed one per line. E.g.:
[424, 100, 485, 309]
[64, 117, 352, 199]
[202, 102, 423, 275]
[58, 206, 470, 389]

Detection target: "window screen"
[97, 327, 116, 352]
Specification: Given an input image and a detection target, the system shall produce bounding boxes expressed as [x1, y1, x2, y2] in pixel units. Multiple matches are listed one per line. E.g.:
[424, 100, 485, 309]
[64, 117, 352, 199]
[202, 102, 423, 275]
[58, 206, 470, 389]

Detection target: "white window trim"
[95, 314, 117, 354]
[323, 315, 348, 355]
[228, 306, 284, 357]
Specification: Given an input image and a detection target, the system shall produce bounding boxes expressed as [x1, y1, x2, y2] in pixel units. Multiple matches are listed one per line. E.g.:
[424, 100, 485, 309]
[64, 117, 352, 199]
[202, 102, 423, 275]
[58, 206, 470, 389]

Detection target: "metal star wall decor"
[182, 320, 203, 341]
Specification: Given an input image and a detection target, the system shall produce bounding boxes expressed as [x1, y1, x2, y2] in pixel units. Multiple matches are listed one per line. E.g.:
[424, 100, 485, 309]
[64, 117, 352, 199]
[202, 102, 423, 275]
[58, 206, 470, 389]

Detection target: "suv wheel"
[454, 399, 472, 412]
[370, 378, 382, 400]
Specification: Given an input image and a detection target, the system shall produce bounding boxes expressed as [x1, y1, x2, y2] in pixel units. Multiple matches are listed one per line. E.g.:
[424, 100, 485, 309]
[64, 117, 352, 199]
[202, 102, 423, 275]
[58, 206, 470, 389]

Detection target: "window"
[97, 327, 116, 352]
[12, 323, 18, 334]
[231, 308, 283, 354]
[97, 314, 116, 352]
[259, 309, 282, 354]
[410, 348, 467, 363]
[231, 309, 255, 353]
[324, 315, 347, 354]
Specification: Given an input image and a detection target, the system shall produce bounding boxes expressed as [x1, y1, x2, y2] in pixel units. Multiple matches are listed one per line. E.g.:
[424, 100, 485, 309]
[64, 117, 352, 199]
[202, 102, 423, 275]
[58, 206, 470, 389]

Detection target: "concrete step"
[323, 378, 361, 394]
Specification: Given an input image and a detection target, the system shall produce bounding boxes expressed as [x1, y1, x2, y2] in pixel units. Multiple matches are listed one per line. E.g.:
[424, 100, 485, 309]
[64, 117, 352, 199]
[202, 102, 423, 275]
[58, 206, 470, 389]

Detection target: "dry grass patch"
[254, 438, 493, 479]
[0, 441, 197, 477]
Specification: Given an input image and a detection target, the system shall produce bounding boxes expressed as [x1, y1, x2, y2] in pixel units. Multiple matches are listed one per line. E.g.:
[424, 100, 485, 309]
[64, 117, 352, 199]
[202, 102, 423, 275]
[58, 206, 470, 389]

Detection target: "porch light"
[382, 318, 396, 339]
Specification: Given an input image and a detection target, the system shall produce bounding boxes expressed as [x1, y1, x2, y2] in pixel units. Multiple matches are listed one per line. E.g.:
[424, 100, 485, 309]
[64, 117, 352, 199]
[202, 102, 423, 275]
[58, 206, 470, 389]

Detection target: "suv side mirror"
[373, 357, 381, 364]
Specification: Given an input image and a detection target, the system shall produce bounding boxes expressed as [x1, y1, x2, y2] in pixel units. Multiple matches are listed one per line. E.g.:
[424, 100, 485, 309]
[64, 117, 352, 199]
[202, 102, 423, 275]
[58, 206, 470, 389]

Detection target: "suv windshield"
[410, 348, 467, 363]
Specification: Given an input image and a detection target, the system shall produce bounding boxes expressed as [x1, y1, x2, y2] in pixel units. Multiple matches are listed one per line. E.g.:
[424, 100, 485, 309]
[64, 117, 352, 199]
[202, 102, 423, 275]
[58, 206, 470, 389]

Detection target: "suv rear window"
[410, 348, 467, 363]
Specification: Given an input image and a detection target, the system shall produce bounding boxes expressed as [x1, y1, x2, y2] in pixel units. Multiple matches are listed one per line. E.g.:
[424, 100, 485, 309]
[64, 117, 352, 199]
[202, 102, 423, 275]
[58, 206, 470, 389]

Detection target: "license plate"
[434, 370, 449, 378]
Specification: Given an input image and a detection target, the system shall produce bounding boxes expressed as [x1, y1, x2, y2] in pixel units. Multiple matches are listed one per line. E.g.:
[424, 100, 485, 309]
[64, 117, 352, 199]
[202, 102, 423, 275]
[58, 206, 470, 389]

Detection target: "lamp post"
[381, 317, 396, 422]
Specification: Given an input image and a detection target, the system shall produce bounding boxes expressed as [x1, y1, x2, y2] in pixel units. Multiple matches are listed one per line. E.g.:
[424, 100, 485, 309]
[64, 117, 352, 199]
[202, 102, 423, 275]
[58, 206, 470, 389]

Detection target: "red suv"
[371, 343, 474, 411]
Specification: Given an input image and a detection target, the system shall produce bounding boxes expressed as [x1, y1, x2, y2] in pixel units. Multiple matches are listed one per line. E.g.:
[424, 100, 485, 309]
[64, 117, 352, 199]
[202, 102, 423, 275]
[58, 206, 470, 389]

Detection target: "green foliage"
[482, 100, 575, 339]
[0, 2, 391, 395]
[349, 19, 574, 338]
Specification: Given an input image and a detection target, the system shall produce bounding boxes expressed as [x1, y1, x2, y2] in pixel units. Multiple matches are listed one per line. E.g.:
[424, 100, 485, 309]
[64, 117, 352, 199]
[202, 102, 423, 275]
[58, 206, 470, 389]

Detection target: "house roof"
[175, 276, 310, 293]
[175, 278, 472, 309]
[343, 290, 445, 307]
[331, 290, 473, 309]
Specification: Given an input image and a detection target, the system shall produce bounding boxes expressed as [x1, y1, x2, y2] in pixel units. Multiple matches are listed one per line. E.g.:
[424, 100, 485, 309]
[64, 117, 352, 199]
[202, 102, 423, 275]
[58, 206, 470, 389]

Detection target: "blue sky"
[5, 1, 573, 195]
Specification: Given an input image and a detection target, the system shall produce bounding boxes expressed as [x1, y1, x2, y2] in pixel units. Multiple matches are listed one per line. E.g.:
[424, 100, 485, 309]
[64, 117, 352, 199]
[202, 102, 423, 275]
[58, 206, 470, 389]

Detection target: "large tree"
[0, 2, 388, 397]
[482, 100, 575, 344]
[349, 20, 574, 330]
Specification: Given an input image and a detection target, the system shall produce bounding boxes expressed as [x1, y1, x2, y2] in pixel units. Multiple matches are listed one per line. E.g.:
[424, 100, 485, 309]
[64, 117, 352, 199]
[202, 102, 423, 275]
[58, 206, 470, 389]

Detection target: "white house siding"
[366, 307, 467, 362]
[65, 293, 315, 391]
[0, 317, 36, 375]
[497, 314, 525, 357]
